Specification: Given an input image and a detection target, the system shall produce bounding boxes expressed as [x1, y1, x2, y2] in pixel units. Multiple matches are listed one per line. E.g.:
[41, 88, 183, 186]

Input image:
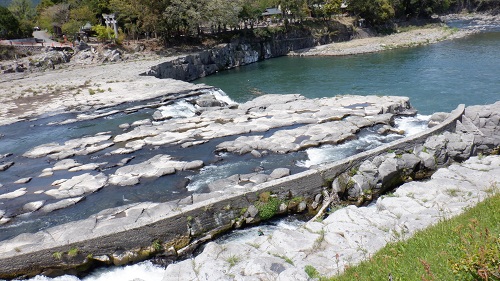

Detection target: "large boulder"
[378, 157, 400, 187]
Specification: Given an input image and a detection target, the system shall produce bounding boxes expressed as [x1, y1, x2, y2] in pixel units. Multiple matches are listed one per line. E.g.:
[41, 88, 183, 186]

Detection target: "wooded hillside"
[1, 0, 499, 41]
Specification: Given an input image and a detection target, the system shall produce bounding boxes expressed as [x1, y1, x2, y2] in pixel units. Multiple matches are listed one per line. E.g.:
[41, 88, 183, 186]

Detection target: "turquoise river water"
[197, 31, 500, 115]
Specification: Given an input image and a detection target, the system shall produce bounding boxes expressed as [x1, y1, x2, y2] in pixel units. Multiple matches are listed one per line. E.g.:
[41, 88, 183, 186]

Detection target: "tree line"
[1, 0, 499, 40]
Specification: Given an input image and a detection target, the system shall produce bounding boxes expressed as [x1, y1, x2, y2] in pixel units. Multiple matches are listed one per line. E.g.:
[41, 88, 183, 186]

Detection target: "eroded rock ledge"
[0, 94, 413, 223]
[0, 100, 499, 279]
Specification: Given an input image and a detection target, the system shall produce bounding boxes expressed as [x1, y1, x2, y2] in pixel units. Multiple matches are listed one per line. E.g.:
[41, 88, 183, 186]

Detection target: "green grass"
[67, 247, 79, 257]
[225, 255, 241, 268]
[52, 251, 63, 260]
[325, 193, 500, 281]
[305, 265, 321, 279]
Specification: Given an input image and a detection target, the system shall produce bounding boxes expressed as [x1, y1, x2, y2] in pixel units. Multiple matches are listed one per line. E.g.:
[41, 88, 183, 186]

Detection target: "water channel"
[2, 18, 500, 281]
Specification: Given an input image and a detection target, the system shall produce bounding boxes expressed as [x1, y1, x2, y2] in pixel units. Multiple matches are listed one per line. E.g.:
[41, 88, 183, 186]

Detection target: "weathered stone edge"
[316, 104, 465, 180]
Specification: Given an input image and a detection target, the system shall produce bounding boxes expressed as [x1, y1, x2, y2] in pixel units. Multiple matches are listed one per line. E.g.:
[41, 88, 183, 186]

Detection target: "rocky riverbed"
[0, 13, 499, 280]
[0, 92, 413, 230]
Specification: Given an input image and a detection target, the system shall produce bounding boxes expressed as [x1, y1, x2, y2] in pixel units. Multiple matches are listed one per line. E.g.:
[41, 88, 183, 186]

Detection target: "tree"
[349, 0, 395, 26]
[239, 0, 261, 29]
[0, 5, 20, 38]
[38, 3, 69, 34]
[322, 0, 342, 19]
[8, 0, 35, 21]
[393, 0, 451, 20]
[61, 5, 95, 35]
[204, 0, 243, 32]
[36, 0, 61, 15]
[275, 0, 308, 21]
[78, 0, 111, 16]
[8, 0, 35, 37]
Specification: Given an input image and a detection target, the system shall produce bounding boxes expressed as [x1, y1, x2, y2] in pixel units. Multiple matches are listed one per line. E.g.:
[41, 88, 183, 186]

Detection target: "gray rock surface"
[161, 155, 500, 280]
[0, 162, 14, 171]
[45, 173, 108, 199]
[109, 155, 204, 186]
[0, 188, 27, 200]
[144, 26, 351, 82]
[40, 197, 84, 213]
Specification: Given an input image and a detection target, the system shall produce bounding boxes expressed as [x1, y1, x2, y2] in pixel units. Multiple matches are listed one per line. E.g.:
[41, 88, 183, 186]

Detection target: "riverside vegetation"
[2, 0, 499, 44]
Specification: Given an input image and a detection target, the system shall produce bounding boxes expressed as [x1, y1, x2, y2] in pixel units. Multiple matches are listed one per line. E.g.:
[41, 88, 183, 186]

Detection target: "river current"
[197, 32, 500, 115]
[4, 19, 500, 281]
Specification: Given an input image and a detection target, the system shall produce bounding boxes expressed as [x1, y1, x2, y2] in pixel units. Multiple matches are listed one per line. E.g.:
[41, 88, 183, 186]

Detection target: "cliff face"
[142, 22, 353, 81]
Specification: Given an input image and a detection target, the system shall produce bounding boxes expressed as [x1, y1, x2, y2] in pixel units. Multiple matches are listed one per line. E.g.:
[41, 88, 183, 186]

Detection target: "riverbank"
[289, 25, 473, 56]
[0, 58, 210, 126]
[290, 13, 500, 57]
[161, 154, 500, 281]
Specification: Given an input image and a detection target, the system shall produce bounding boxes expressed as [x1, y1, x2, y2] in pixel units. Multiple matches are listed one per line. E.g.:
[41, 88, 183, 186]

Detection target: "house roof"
[262, 8, 282, 16]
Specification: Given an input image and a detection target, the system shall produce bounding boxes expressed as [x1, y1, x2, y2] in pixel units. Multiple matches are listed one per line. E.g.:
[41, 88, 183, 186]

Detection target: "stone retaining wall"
[142, 23, 352, 81]
[0, 104, 465, 279]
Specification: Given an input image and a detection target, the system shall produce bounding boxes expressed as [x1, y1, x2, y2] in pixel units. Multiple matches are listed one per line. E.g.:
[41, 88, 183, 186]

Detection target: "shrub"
[52, 251, 63, 260]
[92, 25, 116, 42]
[152, 240, 163, 252]
[255, 193, 281, 220]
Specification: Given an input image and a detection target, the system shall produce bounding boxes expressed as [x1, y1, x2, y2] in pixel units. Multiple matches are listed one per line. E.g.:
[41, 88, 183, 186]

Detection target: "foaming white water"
[24, 275, 80, 281]
[157, 100, 197, 119]
[186, 164, 227, 192]
[186, 156, 245, 192]
[83, 261, 164, 281]
[22, 261, 165, 281]
[395, 114, 430, 136]
[156, 88, 236, 120]
[297, 115, 430, 168]
[186, 152, 269, 192]
[217, 217, 304, 245]
[208, 88, 236, 105]
[297, 132, 397, 168]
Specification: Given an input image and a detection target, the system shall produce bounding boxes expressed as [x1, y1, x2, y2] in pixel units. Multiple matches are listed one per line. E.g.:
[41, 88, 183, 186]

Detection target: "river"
[197, 32, 500, 115]
[5, 18, 500, 281]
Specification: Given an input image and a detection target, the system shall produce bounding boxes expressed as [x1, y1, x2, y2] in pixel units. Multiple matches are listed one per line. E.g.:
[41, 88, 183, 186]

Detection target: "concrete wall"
[0, 105, 464, 279]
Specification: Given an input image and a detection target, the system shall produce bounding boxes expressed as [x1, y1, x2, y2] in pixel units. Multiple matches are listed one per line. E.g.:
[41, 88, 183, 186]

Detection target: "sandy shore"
[289, 25, 474, 56]
[291, 13, 500, 57]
